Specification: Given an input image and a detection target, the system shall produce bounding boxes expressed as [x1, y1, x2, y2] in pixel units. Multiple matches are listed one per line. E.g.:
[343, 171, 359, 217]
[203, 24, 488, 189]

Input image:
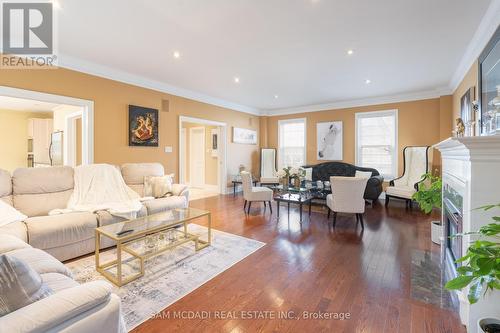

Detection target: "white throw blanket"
[50, 164, 143, 219]
[0, 200, 27, 227]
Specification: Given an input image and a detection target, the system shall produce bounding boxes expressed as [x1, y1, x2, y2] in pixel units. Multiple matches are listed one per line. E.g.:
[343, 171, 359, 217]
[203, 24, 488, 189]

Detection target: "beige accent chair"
[0, 234, 125, 333]
[326, 176, 369, 229]
[241, 171, 273, 214]
[0, 163, 189, 262]
[385, 146, 431, 208]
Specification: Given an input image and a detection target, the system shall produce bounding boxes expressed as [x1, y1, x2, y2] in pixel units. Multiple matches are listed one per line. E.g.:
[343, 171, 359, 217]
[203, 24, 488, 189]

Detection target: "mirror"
[260, 148, 277, 178]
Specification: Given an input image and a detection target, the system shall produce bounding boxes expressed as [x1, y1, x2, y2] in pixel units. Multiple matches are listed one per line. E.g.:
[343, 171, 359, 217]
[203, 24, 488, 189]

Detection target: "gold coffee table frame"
[95, 208, 211, 287]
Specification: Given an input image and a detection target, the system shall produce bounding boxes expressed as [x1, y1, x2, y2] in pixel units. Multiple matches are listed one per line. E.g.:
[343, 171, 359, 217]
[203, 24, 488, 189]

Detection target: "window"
[278, 118, 306, 168]
[355, 110, 398, 179]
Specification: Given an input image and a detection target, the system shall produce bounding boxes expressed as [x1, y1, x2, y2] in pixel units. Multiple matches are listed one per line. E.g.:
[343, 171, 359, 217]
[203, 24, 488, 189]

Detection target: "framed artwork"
[317, 121, 343, 160]
[128, 105, 159, 147]
[460, 87, 474, 124]
[233, 127, 257, 145]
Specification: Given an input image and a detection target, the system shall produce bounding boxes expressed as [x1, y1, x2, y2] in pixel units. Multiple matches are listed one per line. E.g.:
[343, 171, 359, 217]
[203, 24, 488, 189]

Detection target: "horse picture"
[317, 121, 342, 160]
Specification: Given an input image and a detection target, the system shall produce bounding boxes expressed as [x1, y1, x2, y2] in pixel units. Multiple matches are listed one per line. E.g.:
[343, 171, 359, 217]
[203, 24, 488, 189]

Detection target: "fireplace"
[435, 136, 500, 332]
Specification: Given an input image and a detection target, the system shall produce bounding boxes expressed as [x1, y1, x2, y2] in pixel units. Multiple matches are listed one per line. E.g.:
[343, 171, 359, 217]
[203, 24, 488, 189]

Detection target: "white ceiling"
[0, 96, 60, 112]
[55, 0, 494, 114]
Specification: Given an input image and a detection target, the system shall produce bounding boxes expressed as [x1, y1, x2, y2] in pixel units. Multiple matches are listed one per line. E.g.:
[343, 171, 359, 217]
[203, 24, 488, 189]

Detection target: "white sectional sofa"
[0, 163, 188, 332]
[0, 234, 125, 333]
[0, 163, 189, 262]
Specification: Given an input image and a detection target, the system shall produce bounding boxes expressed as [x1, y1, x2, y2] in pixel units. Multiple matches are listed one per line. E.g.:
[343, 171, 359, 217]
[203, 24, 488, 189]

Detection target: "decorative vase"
[282, 176, 289, 189]
[294, 177, 300, 188]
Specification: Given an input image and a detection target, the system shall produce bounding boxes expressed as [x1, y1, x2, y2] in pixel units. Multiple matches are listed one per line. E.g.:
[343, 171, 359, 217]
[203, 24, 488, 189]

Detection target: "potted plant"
[412, 172, 443, 244]
[276, 167, 291, 189]
[445, 203, 500, 333]
[289, 167, 305, 188]
[277, 167, 306, 189]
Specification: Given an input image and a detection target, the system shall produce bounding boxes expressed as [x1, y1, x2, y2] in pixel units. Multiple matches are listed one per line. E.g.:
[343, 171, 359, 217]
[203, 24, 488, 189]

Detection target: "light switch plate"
[164, 146, 173, 153]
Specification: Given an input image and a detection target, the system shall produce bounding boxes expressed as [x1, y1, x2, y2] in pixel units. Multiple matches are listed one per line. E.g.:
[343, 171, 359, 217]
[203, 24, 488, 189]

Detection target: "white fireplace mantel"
[434, 136, 500, 162]
[434, 136, 500, 333]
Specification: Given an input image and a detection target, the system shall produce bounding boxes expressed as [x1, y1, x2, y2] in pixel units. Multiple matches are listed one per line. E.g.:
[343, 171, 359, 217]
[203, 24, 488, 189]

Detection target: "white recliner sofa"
[0, 163, 189, 262]
[0, 234, 125, 333]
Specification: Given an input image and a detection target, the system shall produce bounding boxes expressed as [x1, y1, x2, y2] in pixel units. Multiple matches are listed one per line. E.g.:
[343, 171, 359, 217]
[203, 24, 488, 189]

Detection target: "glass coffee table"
[95, 207, 211, 286]
[274, 192, 312, 223]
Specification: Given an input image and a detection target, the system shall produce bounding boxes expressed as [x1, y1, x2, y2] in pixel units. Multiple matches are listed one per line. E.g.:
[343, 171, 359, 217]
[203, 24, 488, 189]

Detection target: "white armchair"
[259, 148, 280, 185]
[326, 176, 369, 229]
[241, 171, 274, 214]
[385, 146, 431, 208]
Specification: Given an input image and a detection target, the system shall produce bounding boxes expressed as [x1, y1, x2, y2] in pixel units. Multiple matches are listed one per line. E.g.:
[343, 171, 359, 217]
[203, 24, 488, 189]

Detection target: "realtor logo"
[1, 2, 57, 68]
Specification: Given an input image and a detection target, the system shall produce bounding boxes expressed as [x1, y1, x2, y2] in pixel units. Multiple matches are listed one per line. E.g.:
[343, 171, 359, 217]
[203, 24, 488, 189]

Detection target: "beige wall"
[0, 67, 260, 187]
[452, 61, 478, 126]
[0, 110, 52, 173]
[182, 122, 219, 186]
[267, 98, 451, 177]
[53, 105, 82, 132]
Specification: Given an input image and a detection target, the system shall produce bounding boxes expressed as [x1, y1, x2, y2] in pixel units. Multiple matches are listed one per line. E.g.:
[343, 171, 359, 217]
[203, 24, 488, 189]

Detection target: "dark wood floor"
[133, 194, 465, 333]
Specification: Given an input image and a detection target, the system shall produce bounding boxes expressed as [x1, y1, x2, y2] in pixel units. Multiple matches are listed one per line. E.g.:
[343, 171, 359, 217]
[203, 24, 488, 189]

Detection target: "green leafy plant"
[412, 173, 442, 214]
[445, 204, 500, 304]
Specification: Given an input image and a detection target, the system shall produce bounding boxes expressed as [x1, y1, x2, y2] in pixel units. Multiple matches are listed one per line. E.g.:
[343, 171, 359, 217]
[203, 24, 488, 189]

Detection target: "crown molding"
[56, 54, 261, 116]
[262, 88, 449, 116]
[448, 1, 500, 94]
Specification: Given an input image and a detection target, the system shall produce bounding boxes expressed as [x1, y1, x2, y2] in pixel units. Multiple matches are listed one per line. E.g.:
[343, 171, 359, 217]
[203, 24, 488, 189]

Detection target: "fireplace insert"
[443, 197, 463, 266]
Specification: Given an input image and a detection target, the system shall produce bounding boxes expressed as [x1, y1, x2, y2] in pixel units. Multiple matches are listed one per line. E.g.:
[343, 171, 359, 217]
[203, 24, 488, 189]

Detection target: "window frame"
[277, 117, 307, 168]
[355, 109, 398, 180]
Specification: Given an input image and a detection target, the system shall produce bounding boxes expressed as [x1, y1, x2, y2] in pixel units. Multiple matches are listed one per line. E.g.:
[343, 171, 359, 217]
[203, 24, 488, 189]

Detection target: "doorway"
[179, 116, 227, 200]
[189, 127, 206, 187]
[0, 86, 93, 172]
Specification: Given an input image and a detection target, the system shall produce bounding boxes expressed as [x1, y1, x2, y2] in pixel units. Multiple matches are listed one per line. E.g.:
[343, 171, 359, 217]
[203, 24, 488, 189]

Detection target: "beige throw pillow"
[0, 254, 53, 316]
[144, 174, 174, 198]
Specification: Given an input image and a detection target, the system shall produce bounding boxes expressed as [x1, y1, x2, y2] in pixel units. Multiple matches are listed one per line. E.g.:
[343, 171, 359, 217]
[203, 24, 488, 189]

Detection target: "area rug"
[65, 224, 265, 331]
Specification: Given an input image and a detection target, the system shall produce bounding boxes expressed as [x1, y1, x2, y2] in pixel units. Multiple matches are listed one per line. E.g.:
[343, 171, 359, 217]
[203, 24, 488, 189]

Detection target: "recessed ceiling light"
[173, 51, 181, 59]
[347, 49, 354, 55]
[365, 79, 371, 84]
[274, 95, 279, 99]
[234, 77, 240, 83]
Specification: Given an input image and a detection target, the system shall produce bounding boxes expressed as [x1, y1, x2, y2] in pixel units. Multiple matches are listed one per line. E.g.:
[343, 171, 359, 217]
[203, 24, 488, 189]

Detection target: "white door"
[189, 127, 205, 187]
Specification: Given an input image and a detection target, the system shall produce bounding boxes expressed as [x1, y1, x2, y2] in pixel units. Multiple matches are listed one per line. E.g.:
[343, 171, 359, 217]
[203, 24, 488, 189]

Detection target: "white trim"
[0, 85, 94, 165]
[355, 109, 398, 180]
[448, 1, 500, 93]
[57, 53, 260, 116]
[264, 88, 447, 116]
[277, 117, 307, 168]
[180, 128, 187, 183]
[189, 126, 206, 187]
[178, 116, 228, 195]
[64, 110, 83, 166]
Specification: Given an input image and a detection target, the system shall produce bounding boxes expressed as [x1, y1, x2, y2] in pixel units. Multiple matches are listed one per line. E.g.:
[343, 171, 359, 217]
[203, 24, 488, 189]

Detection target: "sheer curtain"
[278, 119, 306, 168]
[356, 110, 397, 179]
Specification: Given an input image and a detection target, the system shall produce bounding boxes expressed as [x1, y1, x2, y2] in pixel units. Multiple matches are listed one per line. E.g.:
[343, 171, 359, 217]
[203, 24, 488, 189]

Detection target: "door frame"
[179, 116, 227, 194]
[0, 85, 94, 165]
[189, 126, 206, 187]
[64, 111, 83, 167]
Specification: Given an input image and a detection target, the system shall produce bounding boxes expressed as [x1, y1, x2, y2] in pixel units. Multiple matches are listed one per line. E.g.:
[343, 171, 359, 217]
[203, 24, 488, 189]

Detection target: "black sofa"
[303, 162, 384, 202]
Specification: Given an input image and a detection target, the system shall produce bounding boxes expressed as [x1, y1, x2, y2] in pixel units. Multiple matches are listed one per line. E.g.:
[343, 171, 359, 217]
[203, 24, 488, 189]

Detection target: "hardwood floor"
[133, 194, 465, 333]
